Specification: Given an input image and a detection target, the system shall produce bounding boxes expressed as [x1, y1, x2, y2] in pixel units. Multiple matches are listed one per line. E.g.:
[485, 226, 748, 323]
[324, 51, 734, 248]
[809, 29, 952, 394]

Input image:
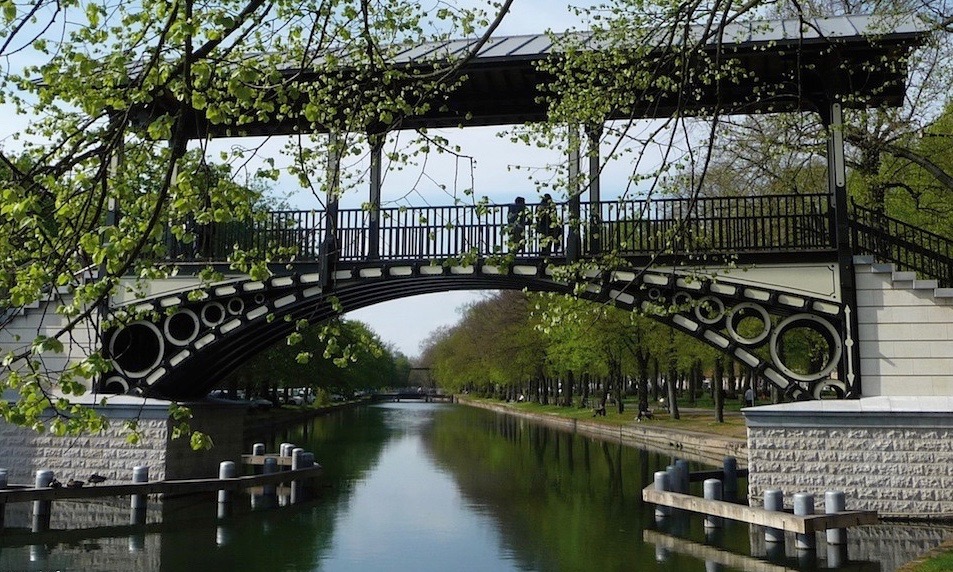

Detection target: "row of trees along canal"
[419, 291, 823, 423]
[221, 319, 414, 406]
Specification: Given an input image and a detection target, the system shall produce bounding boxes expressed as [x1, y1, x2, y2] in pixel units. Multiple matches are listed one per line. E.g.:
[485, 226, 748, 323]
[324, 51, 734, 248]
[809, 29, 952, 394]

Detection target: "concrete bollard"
[665, 465, 678, 496]
[793, 492, 815, 551]
[827, 543, 848, 567]
[251, 456, 279, 510]
[763, 489, 784, 544]
[291, 448, 306, 470]
[262, 456, 278, 496]
[131, 466, 149, 511]
[252, 443, 265, 456]
[825, 490, 847, 545]
[654, 471, 671, 518]
[703, 479, 723, 528]
[291, 448, 306, 504]
[675, 459, 690, 493]
[33, 470, 54, 532]
[279, 443, 294, 458]
[723, 457, 738, 501]
[0, 468, 7, 530]
[218, 461, 237, 505]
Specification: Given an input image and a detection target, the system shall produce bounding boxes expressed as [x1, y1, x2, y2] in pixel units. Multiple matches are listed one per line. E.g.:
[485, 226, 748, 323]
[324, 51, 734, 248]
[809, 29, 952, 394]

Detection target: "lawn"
[480, 396, 749, 440]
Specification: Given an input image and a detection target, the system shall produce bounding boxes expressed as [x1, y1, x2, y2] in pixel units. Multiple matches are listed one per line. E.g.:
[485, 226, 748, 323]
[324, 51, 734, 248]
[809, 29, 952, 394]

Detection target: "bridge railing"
[850, 202, 953, 286]
[160, 193, 834, 265]
[163, 210, 325, 261]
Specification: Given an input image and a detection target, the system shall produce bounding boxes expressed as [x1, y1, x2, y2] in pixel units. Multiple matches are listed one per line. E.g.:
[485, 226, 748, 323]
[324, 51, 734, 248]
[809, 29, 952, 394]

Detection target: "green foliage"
[227, 318, 407, 399]
[0, 0, 504, 444]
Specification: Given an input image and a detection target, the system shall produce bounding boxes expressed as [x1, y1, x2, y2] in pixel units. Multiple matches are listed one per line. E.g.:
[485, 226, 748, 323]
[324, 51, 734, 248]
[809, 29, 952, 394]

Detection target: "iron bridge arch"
[100, 260, 849, 401]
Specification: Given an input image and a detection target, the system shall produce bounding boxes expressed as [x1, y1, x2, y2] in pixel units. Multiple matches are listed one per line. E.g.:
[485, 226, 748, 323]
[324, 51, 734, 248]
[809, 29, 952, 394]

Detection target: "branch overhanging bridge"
[1, 14, 942, 402]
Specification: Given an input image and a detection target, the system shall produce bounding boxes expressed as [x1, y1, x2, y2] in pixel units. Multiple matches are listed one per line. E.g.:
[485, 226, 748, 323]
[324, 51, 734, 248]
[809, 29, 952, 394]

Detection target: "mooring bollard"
[665, 465, 679, 496]
[291, 448, 306, 504]
[675, 459, 689, 493]
[130, 466, 149, 526]
[0, 468, 7, 530]
[703, 479, 723, 528]
[33, 469, 54, 532]
[793, 492, 815, 550]
[654, 471, 671, 519]
[763, 489, 784, 544]
[218, 461, 237, 505]
[825, 490, 847, 545]
[131, 466, 149, 510]
[262, 456, 278, 496]
[279, 442, 294, 459]
[723, 457, 738, 501]
[252, 456, 279, 510]
[827, 543, 848, 567]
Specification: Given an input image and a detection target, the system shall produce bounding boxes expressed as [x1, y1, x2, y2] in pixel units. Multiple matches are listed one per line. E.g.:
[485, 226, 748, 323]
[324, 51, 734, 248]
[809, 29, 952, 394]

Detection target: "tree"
[0, 0, 513, 439]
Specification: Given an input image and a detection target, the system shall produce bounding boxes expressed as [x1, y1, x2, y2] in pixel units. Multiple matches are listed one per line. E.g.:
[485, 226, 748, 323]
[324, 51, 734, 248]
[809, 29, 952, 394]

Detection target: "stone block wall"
[854, 258, 953, 397]
[0, 397, 246, 485]
[745, 397, 953, 518]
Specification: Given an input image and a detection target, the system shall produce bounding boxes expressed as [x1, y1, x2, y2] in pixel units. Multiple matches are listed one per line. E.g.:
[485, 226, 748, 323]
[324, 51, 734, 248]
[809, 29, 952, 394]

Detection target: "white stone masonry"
[854, 256, 953, 397]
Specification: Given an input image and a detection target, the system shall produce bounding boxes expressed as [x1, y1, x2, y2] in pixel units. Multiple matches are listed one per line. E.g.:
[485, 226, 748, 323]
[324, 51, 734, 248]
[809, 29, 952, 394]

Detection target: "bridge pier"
[0, 397, 245, 486]
[745, 396, 953, 518]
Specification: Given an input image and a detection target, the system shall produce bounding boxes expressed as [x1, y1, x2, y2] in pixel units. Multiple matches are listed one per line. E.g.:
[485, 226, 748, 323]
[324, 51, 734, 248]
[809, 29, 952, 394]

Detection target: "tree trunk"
[714, 357, 725, 423]
[561, 372, 570, 406]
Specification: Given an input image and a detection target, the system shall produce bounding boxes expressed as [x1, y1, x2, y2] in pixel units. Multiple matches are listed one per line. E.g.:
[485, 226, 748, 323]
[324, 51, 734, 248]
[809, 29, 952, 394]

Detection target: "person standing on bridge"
[507, 196, 527, 253]
[536, 193, 561, 256]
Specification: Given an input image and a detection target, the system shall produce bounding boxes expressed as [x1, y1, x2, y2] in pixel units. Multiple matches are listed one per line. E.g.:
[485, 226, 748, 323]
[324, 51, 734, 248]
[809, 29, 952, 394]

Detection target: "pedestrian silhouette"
[536, 193, 561, 255]
[506, 196, 527, 252]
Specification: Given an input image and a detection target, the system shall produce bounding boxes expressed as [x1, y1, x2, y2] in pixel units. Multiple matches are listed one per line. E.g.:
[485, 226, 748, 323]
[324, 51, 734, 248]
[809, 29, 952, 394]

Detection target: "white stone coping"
[743, 396, 953, 427]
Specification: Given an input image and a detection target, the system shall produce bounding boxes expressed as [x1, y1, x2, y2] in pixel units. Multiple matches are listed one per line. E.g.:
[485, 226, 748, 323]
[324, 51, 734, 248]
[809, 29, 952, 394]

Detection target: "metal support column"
[321, 132, 341, 288]
[566, 126, 581, 262]
[586, 124, 602, 255]
[824, 101, 861, 397]
[368, 136, 383, 261]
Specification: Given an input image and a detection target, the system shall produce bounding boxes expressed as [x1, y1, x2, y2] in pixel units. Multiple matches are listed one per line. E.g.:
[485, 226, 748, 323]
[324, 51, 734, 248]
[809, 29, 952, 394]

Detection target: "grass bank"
[474, 397, 748, 440]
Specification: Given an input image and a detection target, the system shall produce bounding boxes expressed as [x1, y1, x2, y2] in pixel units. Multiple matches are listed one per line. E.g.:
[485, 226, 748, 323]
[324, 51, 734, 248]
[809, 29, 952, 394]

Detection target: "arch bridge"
[2, 14, 941, 402]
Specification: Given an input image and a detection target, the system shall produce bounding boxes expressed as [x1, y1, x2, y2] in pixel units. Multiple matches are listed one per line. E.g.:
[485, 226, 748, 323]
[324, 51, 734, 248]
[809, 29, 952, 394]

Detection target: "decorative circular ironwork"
[227, 297, 245, 315]
[812, 378, 847, 399]
[769, 313, 842, 383]
[254, 293, 266, 305]
[647, 287, 662, 301]
[201, 302, 226, 327]
[694, 295, 725, 325]
[672, 291, 692, 309]
[101, 376, 129, 394]
[109, 321, 164, 379]
[163, 309, 199, 347]
[726, 302, 771, 345]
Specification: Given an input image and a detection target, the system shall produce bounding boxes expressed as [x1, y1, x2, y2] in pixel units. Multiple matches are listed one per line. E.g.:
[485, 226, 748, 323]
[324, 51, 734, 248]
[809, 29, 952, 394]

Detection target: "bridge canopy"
[141, 14, 927, 139]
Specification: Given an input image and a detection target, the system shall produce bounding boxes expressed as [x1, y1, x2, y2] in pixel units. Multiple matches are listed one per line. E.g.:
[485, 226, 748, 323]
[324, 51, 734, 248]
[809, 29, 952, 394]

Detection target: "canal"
[0, 402, 950, 571]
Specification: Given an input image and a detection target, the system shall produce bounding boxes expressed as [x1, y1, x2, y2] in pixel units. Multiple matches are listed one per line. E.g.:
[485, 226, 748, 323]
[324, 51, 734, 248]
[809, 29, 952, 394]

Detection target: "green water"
[0, 402, 948, 571]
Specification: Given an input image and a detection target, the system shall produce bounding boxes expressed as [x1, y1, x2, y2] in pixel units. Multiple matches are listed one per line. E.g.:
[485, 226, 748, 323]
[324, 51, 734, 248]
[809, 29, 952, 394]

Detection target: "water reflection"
[0, 403, 949, 571]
